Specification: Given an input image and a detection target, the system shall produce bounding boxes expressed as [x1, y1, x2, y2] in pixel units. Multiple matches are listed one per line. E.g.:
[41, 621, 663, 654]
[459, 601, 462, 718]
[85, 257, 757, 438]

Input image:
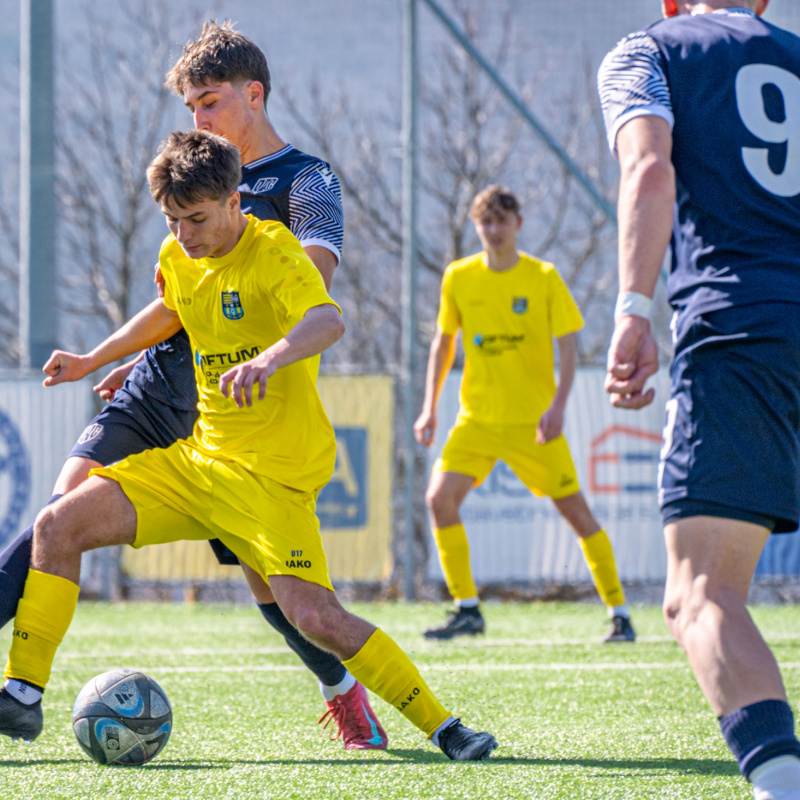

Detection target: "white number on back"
[735, 63, 800, 197]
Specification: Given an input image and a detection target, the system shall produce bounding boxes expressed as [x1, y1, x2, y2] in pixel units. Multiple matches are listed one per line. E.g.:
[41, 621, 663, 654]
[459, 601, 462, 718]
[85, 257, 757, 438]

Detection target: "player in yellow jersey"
[415, 185, 635, 643]
[0, 131, 497, 761]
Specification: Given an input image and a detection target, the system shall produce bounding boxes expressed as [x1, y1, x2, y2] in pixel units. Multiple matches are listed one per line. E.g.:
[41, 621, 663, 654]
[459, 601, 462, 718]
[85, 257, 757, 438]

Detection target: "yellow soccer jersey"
[437, 251, 583, 424]
[159, 215, 340, 492]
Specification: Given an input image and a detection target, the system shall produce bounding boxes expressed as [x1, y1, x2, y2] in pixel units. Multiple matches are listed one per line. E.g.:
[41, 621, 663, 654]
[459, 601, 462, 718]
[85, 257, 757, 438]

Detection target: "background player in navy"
[599, 1, 800, 797]
[0, 21, 388, 752]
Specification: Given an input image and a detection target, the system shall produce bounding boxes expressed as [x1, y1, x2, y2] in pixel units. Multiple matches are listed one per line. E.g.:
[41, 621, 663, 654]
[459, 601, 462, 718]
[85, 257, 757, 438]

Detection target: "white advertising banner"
[426, 368, 672, 584]
[0, 376, 91, 550]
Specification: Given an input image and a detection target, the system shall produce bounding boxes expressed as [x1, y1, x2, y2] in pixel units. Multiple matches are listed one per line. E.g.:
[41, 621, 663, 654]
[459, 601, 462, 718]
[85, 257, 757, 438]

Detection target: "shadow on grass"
[510, 757, 739, 777]
[0, 753, 739, 776]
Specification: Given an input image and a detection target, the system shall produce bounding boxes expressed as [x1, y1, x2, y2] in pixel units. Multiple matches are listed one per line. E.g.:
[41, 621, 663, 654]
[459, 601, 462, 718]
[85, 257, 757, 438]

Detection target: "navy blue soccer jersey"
[129, 145, 344, 411]
[598, 8, 800, 327]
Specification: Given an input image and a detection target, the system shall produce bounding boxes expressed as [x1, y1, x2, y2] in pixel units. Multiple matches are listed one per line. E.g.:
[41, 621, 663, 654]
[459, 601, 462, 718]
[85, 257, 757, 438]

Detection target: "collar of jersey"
[480, 252, 522, 273]
[197, 215, 256, 270]
[242, 144, 295, 172]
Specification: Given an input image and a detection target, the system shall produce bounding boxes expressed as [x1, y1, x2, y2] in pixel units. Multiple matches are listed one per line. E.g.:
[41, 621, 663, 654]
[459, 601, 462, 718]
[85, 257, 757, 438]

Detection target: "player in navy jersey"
[599, 2, 800, 797]
[0, 21, 388, 752]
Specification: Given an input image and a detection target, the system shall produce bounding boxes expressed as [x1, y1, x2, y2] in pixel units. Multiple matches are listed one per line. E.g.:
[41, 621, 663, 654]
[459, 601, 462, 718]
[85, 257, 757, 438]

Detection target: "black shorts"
[659, 303, 800, 533]
[68, 386, 242, 567]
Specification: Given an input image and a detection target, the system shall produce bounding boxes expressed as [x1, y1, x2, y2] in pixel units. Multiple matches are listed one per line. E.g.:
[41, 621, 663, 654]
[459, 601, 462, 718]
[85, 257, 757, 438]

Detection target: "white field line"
[56, 632, 800, 661]
[52, 661, 800, 675]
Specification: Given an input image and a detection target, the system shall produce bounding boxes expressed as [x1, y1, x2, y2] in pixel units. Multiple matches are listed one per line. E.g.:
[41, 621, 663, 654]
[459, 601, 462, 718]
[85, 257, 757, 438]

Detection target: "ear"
[515, 214, 523, 232]
[228, 191, 241, 213]
[246, 80, 264, 108]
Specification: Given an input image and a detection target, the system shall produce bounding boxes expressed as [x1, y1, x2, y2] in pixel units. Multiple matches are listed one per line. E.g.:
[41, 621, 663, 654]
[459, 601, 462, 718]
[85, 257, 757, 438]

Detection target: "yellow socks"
[5, 570, 80, 689]
[433, 524, 478, 602]
[343, 628, 450, 738]
[578, 529, 626, 609]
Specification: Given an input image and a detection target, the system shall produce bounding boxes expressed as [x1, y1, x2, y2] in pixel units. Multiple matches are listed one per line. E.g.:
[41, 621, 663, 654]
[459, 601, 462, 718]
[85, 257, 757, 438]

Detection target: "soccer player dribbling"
[0, 130, 498, 762]
[599, 1, 800, 797]
[0, 20, 388, 751]
[414, 185, 635, 643]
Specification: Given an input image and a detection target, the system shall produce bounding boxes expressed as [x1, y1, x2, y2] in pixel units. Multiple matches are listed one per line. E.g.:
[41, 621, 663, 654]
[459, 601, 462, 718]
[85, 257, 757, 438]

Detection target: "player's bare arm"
[43, 298, 182, 387]
[414, 329, 456, 447]
[605, 115, 673, 410]
[95, 263, 174, 397]
[220, 303, 345, 408]
[303, 245, 337, 291]
[537, 332, 577, 444]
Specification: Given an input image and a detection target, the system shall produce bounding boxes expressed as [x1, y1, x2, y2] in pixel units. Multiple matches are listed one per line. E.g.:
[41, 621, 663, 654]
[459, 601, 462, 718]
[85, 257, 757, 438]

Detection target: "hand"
[154, 263, 165, 299]
[536, 405, 564, 444]
[42, 350, 91, 387]
[413, 410, 437, 447]
[93, 360, 138, 402]
[220, 354, 278, 408]
[605, 315, 659, 409]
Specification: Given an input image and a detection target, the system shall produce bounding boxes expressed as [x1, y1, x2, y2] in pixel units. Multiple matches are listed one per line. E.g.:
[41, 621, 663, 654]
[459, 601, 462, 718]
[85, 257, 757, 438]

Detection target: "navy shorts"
[659, 303, 800, 533]
[69, 386, 196, 465]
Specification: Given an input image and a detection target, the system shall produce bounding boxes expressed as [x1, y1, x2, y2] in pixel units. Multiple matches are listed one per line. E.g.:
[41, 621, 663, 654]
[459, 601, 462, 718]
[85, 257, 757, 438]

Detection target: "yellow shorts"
[435, 418, 580, 499]
[91, 439, 333, 590]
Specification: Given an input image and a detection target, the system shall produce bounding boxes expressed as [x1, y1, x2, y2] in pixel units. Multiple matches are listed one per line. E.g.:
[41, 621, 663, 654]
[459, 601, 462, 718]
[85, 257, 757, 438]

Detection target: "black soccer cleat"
[0, 688, 43, 742]
[437, 718, 498, 761]
[603, 614, 636, 643]
[423, 607, 485, 640]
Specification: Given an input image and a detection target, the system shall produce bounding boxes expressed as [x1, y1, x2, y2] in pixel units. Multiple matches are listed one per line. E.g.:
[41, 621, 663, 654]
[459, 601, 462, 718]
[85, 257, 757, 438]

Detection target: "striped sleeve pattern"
[288, 163, 344, 262]
[597, 31, 674, 157]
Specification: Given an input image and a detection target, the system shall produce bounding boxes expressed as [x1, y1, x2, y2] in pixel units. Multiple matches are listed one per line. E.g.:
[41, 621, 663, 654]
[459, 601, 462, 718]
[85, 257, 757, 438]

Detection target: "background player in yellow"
[414, 185, 635, 643]
[0, 130, 497, 762]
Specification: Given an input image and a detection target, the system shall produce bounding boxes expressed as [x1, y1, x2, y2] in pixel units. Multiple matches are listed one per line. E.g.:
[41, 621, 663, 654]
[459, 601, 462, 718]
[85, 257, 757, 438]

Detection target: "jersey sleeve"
[260, 226, 341, 328]
[547, 267, 584, 338]
[436, 265, 461, 335]
[597, 30, 674, 158]
[288, 163, 344, 263]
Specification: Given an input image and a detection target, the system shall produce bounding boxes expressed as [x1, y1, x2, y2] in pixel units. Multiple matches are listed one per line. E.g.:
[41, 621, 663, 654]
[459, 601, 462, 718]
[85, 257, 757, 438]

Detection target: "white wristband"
[615, 292, 652, 321]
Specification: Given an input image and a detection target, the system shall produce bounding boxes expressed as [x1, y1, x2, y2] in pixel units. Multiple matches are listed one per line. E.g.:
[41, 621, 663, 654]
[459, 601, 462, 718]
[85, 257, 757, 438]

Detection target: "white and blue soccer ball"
[72, 669, 172, 766]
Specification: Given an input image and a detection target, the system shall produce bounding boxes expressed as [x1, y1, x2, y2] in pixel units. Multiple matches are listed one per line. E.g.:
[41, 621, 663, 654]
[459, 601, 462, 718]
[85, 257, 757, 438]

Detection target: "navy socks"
[0, 494, 62, 629]
[720, 699, 800, 778]
[257, 601, 347, 687]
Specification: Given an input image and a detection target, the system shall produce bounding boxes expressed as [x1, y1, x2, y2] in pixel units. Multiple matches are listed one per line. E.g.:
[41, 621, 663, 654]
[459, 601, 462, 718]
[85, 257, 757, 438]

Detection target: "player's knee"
[426, 485, 455, 520]
[33, 504, 70, 554]
[663, 576, 714, 647]
[289, 604, 330, 642]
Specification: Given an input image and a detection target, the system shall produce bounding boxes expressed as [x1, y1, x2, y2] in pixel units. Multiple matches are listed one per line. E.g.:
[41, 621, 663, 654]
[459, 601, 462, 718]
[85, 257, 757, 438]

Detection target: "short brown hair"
[469, 185, 521, 218]
[165, 20, 271, 105]
[147, 130, 242, 208]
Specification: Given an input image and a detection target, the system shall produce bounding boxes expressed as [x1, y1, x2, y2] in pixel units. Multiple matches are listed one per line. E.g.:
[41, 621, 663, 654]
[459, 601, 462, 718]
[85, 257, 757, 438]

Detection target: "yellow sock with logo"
[433, 524, 478, 602]
[343, 628, 450, 738]
[579, 529, 626, 609]
[5, 570, 80, 690]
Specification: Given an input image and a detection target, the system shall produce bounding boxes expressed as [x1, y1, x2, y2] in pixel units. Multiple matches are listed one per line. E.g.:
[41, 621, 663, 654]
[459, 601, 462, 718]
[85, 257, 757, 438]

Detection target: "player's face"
[161, 194, 241, 260]
[183, 81, 262, 159]
[471, 209, 522, 254]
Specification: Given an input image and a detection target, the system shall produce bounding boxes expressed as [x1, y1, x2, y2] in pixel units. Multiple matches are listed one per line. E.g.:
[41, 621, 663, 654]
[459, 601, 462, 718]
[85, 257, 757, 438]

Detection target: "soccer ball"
[72, 669, 172, 766]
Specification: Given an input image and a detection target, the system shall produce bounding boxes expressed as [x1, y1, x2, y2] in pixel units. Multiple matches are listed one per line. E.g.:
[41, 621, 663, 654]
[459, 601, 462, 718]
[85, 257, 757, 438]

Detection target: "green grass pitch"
[1, 600, 798, 799]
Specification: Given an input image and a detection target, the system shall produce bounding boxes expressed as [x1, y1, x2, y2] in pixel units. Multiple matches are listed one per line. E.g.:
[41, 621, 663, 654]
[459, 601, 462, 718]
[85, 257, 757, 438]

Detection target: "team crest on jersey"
[222, 291, 244, 320]
[252, 177, 278, 193]
[512, 297, 528, 314]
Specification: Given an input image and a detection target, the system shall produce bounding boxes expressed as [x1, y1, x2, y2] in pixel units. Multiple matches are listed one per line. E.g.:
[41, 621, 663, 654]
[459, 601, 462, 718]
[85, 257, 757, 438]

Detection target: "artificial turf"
[2, 600, 797, 799]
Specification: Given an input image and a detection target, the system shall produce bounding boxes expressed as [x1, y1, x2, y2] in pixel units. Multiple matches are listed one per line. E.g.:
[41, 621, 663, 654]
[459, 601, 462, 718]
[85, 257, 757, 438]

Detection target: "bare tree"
[281, 0, 619, 376]
[56, 1, 203, 353]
